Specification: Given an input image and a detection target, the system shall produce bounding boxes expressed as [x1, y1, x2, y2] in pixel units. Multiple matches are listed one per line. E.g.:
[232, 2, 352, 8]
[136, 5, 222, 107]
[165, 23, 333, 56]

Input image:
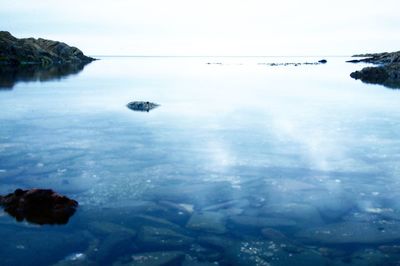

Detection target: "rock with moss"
[0, 31, 95, 66]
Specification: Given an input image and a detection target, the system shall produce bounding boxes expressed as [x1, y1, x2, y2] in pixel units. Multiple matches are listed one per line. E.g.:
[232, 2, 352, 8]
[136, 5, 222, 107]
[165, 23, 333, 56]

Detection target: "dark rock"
[349, 50, 400, 88]
[0, 31, 95, 89]
[0, 188, 78, 225]
[258, 60, 327, 67]
[349, 51, 400, 64]
[0, 31, 94, 66]
[127, 101, 159, 112]
[350, 63, 400, 89]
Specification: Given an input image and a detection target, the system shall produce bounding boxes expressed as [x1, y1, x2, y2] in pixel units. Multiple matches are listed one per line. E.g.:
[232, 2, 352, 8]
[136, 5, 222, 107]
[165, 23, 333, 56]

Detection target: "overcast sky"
[1, 0, 399, 56]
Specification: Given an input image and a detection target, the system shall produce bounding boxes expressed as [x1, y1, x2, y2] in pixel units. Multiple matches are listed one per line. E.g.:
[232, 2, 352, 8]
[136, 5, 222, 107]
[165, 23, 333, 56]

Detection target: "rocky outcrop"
[348, 51, 400, 88]
[0, 188, 78, 225]
[0, 31, 95, 66]
[348, 51, 400, 64]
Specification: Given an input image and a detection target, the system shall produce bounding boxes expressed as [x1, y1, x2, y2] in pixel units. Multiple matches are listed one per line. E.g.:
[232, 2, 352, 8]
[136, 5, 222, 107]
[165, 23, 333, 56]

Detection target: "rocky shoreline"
[0, 31, 95, 66]
[348, 51, 400, 89]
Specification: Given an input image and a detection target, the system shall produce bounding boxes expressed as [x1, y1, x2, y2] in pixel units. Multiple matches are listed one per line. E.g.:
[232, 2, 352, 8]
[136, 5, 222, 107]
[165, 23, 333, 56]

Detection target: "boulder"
[0, 188, 78, 225]
[127, 101, 159, 112]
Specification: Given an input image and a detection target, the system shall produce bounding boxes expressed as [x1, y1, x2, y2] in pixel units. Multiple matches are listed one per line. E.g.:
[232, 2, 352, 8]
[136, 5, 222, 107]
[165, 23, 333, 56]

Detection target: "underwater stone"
[88, 221, 136, 236]
[229, 215, 297, 229]
[296, 221, 400, 244]
[114, 251, 185, 266]
[260, 203, 323, 225]
[197, 235, 236, 251]
[182, 255, 220, 266]
[261, 228, 289, 242]
[137, 226, 194, 249]
[94, 232, 137, 265]
[186, 211, 227, 234]
[0, 229, 90, 266]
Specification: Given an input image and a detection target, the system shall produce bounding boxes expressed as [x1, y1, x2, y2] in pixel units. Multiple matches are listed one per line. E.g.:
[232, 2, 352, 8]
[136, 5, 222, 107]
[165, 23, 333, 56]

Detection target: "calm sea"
[1, 57, 400, 265]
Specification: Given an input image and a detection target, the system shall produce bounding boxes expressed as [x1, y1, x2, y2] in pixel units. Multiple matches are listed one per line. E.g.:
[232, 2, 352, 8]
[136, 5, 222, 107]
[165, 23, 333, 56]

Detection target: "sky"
[1, 0, 400, 56]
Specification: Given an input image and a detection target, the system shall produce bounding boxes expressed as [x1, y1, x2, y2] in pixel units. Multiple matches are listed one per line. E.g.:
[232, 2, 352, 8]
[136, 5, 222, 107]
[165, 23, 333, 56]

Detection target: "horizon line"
[89, 55, 352, 58]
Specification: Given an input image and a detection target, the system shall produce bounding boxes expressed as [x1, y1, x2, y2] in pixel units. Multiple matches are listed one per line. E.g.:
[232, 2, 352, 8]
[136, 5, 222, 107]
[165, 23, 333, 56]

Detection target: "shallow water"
[1, 57, 400, 265]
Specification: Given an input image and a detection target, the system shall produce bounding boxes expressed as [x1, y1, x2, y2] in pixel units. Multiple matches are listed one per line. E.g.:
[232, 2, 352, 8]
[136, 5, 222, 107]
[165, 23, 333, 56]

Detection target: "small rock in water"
[0, 188, 78, 225]
[127, 101, 159, 112]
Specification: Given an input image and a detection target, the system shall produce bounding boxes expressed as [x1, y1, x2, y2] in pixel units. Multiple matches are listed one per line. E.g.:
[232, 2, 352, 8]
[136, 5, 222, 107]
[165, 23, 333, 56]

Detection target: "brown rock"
[0, 188, 78, 225]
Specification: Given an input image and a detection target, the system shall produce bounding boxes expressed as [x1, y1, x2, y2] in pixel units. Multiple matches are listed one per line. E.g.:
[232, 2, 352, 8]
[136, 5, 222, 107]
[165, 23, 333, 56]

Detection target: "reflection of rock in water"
[0, 63, 88, 89]
[127, 101, 159, 112]
[0, 188, 78, 225]
[0, 31, 95, 89]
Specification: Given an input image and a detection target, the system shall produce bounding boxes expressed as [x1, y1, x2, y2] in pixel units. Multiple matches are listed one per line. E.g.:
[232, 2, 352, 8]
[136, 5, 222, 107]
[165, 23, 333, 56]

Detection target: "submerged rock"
[0, 188, 78, 225]
[114, 251, 185, 266]
[0, 229, 90, 266]
[127, 101, 159, 112]
[137, 226, 194, 249]
[88, 221, 137, 236]
[229, 215, 297, 229]
[296, 221, 400, 244]
[348, 50, 400, 89]
[94, 232, 137, 265]
[186, 211, 227, 234]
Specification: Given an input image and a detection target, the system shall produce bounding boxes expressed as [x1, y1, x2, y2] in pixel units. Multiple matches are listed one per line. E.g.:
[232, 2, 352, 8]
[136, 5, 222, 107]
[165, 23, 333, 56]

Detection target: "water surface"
[1, 57, 400, 265]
